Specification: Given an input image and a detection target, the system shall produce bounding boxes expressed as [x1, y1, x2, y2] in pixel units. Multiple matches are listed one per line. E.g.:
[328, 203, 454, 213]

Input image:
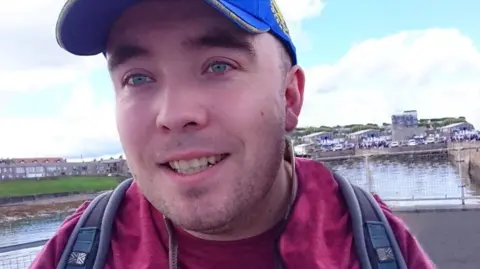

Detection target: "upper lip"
[159, 151, 227, 164]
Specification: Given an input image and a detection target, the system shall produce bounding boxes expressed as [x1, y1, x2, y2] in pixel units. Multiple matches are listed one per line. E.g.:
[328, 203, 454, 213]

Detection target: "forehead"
[105, 0, 283, 72]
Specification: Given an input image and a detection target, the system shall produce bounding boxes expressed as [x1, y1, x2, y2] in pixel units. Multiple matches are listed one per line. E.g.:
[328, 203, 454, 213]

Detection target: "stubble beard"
[148, 134, 286, 235]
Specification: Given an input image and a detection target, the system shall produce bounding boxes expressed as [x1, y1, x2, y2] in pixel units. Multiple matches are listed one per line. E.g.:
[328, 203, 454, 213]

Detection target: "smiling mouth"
[159, 154, 229, 175]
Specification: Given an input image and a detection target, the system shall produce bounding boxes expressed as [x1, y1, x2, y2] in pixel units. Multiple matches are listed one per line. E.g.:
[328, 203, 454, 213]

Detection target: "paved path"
[395, 210, 480, 269]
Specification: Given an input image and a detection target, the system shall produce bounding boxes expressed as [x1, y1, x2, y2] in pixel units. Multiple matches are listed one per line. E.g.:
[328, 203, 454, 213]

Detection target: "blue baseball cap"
[55, 0, 297, 65]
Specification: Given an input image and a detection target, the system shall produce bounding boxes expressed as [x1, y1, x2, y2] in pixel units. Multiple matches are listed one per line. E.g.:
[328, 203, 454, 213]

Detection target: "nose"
[155, 89, 209, 133]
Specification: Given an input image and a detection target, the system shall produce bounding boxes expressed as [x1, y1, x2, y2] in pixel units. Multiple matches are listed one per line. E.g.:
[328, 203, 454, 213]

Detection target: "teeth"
[168, 155, 224, 175]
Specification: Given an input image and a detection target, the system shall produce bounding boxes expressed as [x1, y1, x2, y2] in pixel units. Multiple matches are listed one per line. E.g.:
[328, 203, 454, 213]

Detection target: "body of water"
[1, 156, 479, 268]
[0, 217, 64, 269]
[324, 154, 480, 201]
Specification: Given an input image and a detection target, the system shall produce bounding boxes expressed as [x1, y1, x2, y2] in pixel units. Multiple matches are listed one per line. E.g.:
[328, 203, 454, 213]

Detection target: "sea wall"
[357, 143, 447, 156]
[467, 149, 480, 185]
[387, 143, 447, 153]
[313, 149, 356, 159]
[447, 142, 480, 185]
[0, 191, 102, 205]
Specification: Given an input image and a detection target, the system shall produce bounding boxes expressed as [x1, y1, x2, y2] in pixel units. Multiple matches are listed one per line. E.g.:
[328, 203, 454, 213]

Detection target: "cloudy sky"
[1, 0, 479, 159]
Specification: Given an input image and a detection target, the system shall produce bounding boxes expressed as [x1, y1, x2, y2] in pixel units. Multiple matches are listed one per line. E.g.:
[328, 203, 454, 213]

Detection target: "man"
[31, 0, 434, 268]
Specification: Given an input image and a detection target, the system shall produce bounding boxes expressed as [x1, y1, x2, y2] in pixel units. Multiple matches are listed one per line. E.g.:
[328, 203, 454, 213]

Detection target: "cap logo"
[271, 0, 290, 36]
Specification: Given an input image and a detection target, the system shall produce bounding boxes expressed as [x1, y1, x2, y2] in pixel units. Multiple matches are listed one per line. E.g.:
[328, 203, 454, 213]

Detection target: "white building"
[347, 129, 380, 141]
[301, 132, 333, 144]
[439, 122, 474, 135]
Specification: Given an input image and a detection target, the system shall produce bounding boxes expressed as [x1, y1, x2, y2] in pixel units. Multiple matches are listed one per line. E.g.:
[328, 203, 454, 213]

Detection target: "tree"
[431, 122, 442, 129]
[349, 125, 374, 133]
[442, 118, 465, 126]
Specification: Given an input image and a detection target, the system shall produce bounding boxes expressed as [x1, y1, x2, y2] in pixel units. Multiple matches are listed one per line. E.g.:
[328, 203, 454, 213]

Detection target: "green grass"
[0, 176, 120, 198]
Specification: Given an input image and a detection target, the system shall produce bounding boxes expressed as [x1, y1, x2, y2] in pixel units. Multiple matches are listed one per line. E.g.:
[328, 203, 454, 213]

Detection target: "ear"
[284, 65, 305, 132]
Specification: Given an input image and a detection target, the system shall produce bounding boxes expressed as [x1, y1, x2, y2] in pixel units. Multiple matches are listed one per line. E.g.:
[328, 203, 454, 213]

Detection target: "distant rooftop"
[0, 157, 66, 164]
[349, 129, 377, 136]
[301, 131, 329, 139]
[440, 122, 473, 129]
[100, 158, 125, 164]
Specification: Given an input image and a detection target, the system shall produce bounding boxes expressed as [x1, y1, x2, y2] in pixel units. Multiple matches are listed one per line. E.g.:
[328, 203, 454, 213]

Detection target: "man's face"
[107, 0, 303, 233]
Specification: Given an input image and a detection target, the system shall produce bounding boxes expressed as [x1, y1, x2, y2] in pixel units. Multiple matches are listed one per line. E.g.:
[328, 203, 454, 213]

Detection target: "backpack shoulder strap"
[331, 171, 408, 269]
[56, 178, 134, 269]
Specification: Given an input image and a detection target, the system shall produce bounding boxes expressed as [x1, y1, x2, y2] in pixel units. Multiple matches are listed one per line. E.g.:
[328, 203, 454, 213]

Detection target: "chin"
[169, 206, 233, 232]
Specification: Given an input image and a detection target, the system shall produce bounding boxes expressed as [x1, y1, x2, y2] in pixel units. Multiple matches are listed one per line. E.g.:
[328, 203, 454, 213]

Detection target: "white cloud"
[300, 28, 480, 129]
[5, 1, 480, 159]
[0, 0, 104, 92]
[0, 0, 326, 158]
[0, 81, 118, 159]
[277, 0, 325, 51]
[277, 0, 325, 22]
[0, 0, 115, 158]
[0, 0, 322, 93]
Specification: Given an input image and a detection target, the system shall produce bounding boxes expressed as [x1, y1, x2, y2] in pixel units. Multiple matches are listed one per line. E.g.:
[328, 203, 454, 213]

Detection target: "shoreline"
[0, 193, 99, 224]
[0, 191, 104, 206]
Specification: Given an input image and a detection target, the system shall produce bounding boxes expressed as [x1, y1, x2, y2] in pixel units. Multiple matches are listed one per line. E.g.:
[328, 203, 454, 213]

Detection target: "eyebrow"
[183, 28, 257, 58]
[107, 45, 150, 71]
[107, 28, 256, 71]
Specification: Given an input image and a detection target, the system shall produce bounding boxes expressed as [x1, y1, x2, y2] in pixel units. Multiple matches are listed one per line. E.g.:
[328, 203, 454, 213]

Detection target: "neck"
[185, 159, 293, 241]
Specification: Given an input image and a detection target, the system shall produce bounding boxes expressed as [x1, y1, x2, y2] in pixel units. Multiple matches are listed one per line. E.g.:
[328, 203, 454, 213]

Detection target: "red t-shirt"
[30, 158, 435, 269]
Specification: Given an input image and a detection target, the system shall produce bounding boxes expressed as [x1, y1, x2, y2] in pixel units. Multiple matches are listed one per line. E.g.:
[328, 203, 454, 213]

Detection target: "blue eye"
[207, 62, 231, 73]
[126, 74, 153, 85]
